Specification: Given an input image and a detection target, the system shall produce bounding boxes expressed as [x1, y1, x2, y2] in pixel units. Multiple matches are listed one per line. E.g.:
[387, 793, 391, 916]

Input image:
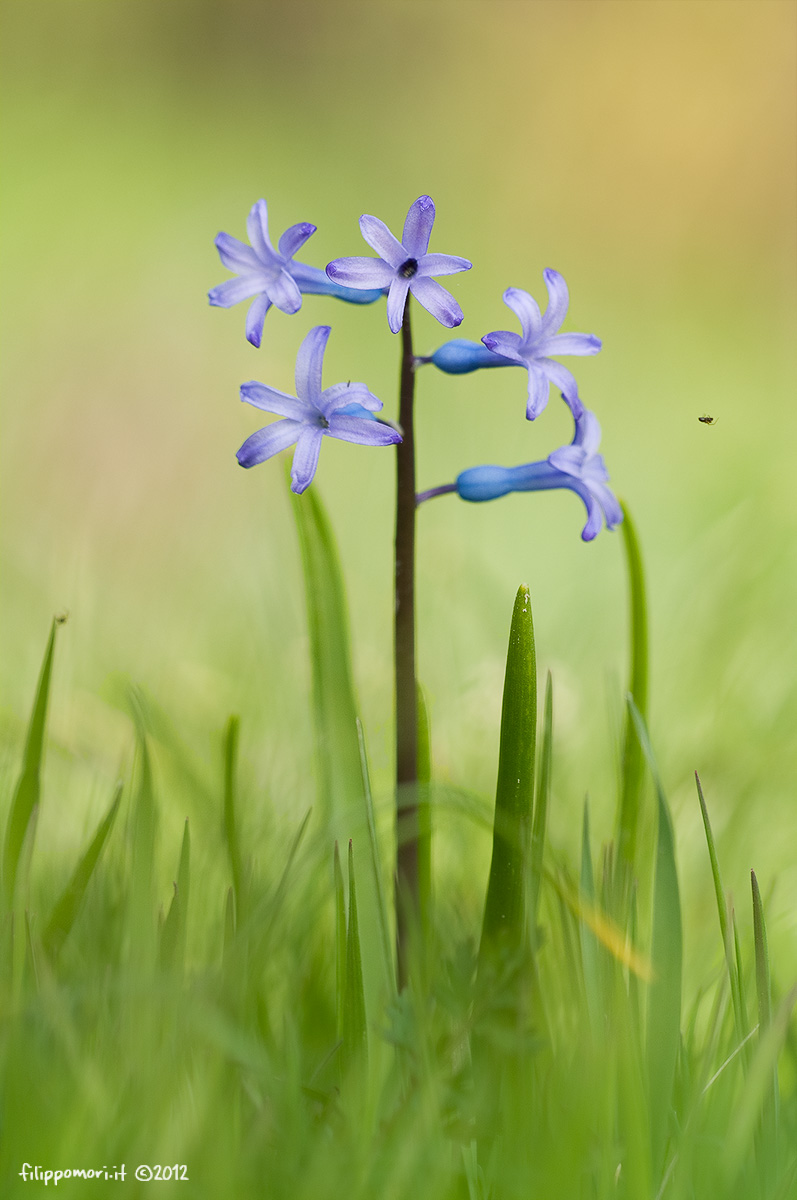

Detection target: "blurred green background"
[1, 0, 795, 983]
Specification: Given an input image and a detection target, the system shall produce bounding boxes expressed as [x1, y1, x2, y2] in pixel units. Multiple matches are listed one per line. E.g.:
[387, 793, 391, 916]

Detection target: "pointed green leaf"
[223, 715, 246, 922]
[356, 718, 394, 995]
[160, 819, 190, 971]
[580, 800, 602, 1036]
[695, 772, 746, 1042]
[42, 782, 123, 959]
[480, 585, 537, 965]
[222, 886, 236, 961]
[289, 483, 364, 837]
[334, 841, 346, 1040]
[751, 867, 778, 1167]
[3, 619, 59, 907]
[342, 840, 367, 1071]
[528, 671, 552, 937]
[618, 502, 648, 867]
[630, 701, 682, 1178]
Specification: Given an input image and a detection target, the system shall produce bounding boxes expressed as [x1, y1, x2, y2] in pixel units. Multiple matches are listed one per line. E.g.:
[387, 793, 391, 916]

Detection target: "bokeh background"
[2, 0, 796, 983]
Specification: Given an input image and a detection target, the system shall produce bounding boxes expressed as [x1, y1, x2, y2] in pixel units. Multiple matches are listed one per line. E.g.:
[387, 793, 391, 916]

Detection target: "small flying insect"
[698, 414, 716, 425]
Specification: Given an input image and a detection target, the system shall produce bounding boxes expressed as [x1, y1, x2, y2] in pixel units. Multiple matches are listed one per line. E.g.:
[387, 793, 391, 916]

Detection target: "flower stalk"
[395, 297, 419, 988]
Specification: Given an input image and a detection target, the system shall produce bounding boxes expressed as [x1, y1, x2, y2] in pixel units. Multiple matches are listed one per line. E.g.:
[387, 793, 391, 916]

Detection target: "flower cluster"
[211, 193, 620, 535]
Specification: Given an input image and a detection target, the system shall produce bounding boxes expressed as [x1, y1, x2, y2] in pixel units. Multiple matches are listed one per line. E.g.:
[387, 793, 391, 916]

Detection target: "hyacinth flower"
[237, 325, 401, 494]
[417, 408, 622, 542]
[209, 199, 384, 348]
[326, 195, 472, 334]
[433, 273, 599, 420]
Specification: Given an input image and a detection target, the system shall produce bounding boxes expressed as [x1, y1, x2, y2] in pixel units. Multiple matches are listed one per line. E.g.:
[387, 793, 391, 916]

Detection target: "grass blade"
[3, 618, 60, 907]
[618, 502, 649, 868]
[695, 771, 746, 1042]
[223, 715, 246, 922]
[334, 841, 346, 1040]
[630, 700, 682, 1180]
[579, 800, 602, 1035]
[528, 671, 552, 939]
[159, 819, 190, 971]
[480, 585, 537, 967]
[356, 718, 395, 995]
[42, 781, 123, 960]
[289, 482, 364, 839]
[342, 840, 367, 1072]
[752, 867, 778, 1182]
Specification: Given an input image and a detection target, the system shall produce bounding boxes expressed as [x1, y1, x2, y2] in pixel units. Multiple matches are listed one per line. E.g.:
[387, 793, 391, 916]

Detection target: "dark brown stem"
[395, 297, 418, 990]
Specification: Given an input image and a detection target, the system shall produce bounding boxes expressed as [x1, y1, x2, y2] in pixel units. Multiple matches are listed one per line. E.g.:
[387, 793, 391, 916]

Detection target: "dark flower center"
[398, 258, 418, 279]
[319, 415, 330, 429]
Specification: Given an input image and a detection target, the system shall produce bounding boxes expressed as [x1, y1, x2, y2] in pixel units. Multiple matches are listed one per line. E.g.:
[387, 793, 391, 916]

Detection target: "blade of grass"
[3, 618, 60, 908]
[479, 585, 536, 968]
[334, 841, 346, 1041]
[160, 819, 190, 971]
[528, 671, 552, 941]
[342, 840, 367, 1073]
[752, 868, 778, 1186]
[580, 800, 602, 1036]
[629, 700, 682, 1181]
[695, 772, 746, 1047]
[128, 698, 158, 968]
[223, 715, 246, 923]
[618, 502, 648, 869]
[289, 482, 365, 839]
[356, 718, 394, 995]
[42, 781, 123, 960]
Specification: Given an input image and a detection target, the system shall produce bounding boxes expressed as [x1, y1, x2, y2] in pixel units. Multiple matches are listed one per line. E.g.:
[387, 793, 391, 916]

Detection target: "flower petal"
[245, 293, 272, 348]
[526, 366, 551, 420]
[290, 427, 324, 493]
[537, 358, 583, 417]
[359, 214, 405, 267]
[537, 332, 602, 357]
[402, 195, 436, 257]
[240, 381, 311, 420]
[417, 252, 472, 278]
[540, 269, 569, 334]
[278, 222, 316, 260]
[295, 325, 330, 405]
[572, 409, 602, 456]
[409, 276, 463, 328]
[268, 268, 302, 315]
[481, 330, 524, 363]
[215, 232, 260, 273]
[386, 278, 411, 333]
[325, 257, 396, 289]
[548, 444, 587, 477]
[321, 381, 382, 416]
[291, 261, 384, 304]
[247, 199, 277, 264]
[591, 480, 624, 530]
[236, 419, 301, 468]
[502, 288, 542, 343]
[326, 415, 402, 446]
[208, 275, 267, 308]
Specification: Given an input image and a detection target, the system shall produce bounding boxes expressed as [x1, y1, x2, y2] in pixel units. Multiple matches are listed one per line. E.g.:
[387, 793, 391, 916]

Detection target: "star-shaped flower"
[451, 409, 621, 541]
[481, 272, 601, 420]
[209, 199, 383, 348]
[325, 195, 472, 334]
[237, 326, 401, 494]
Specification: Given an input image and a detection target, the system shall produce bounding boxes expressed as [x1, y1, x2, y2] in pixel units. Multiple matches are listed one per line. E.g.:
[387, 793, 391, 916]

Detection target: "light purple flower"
[237, 325, 401, 494]
[481, 272, 601, 420]
[209, 199, 382, 348]
[419, 409, 621, 541]
[325, 195, 472, 334]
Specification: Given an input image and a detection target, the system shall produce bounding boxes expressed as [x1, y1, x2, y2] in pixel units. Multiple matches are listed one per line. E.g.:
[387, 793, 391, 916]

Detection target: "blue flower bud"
[456, 465, 515, 502]
[430, 339, 515, 375]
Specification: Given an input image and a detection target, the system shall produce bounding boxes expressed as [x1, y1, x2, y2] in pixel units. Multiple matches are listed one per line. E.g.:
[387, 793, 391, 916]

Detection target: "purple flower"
[481, 272, 601, 420]
[209, 199, 383, 348]
[447, 409, 622, 541]
[237, 326, 401, 494]
[325, 195, 472, 334]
